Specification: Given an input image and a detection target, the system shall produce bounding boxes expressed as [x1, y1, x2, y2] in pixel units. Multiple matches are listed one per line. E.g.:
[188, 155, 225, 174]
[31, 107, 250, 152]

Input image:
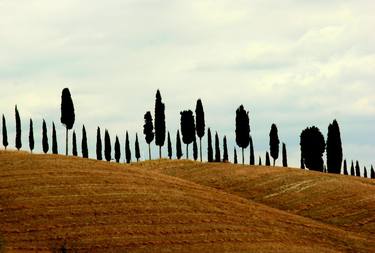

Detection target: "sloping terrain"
[147, 160, 375, 238]
[0, 151, 374, 252]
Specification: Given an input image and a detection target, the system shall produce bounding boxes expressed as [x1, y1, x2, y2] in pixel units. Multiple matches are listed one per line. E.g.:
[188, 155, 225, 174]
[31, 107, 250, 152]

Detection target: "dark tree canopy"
[259, 156, 262, 166]
[176, 130, 183, 160]
[125, 131, 131, 163]
[235, 105, 250, 164]
[72, 131, 77, 156]
[81, 125, 88, 158]
[326, 120, 343, 174]
[300, 126, 325, 172]
[115, 136, 121, 163]
[207, 128, 213, 162]
[350, 161, 355, 176]
[269, 124, 280, 166]
[371, 165, 375, 179]
[223, 136, 228, 162]
[195, 99, 205, 162]
[214, 132, 220, 162]
[234, 148, 238, 164]
[52, 122, 58, 154]
[29, 119, 34, 153]
[180, 110, 196, 159]
[249, 136, 255, 165]
[42, 120, 49, 154]
[135, 133, 141, 162]
[2, 115, 8, 149]
[193, 138, 198, 161]
[15, 105, 22, 150]
[282, 143, 288, 167]
[60, 88, 75, 156]
[104, 130, 111, 162]
[143, 111, 154, 160]
[343, 159, 348, 175]
[265, 152, 271, 166]
[355, 161, 361, 177]
[167, 131, 172, 159]
[154, 90, 166, 158]
[96, 127, 102, 161]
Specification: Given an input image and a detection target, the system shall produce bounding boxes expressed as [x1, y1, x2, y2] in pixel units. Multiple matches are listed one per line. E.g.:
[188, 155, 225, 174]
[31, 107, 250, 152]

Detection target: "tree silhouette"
[207, 128, 213, 162]
[355, 161, 360, 177]
[364, 167, 367, 178]
[167, 131, 172, 159]
[282, 143, 288, 167]
[125, 131, 131, 163]
[176, 130, 183, 159]
[326, 120, 343, 174]
[2, 115, 8, 150]
[104, 130, 111, 162]
[259, 156, 262, 166]
[180, 110, 195, 159]
[195, 99, 205, 162]
[81, 125, 88, 158]
[269, 124, 280, 166]
[214, 132, 220, 162]
[15, 105, 22, 150]
[265, 152, 271, 166]
[135, 133, 140, 162]
[52, 122, 58, 154]
[371, 165, 375, 179]
[143, 111, 154, 160]
[29, 119, 34, 153]
[350, 161, 355, 176]
[96, 127, 102, 161]
[235, 105, 250, 164]
[300, 154, 305, 169]
[193, 139, 198, 161]
[234, 148, 238, 164]
[60, 88, 75, 156]
[223, 136, 228, 162]
[115, 136, 120, 163]
[72, 130, 77, 156]
[249, 136, 255, 165]
[300, 126, 325, 172]
[154, 90, 166, 159]
[42, 120, 49, 154]
[343, 160, 348, 175]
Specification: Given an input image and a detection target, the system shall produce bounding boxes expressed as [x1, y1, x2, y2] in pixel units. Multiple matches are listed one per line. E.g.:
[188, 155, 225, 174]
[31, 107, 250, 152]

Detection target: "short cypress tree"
[42, 120, 49, 154]
[135, 133, 141, 162]
[115, 136, 121, 163]
[371, 165, 375, 179]
[72, 131, 77, 156]
[235, 105, 250, 164]
[180, 110, 195, 159]
[81, 125, 88, 158]
[143, 111, 154, 160]
[176, 130, 183, 159]
[300, 126, 325, 172]
[167, 131, 172, 159]
[249, 136, 255, 165]
[96, 127, 102, 161]
[364, 167, 368, 178]
[355, 161, 360, 177]
[269, 124, 280, 166]
[259, 156, 262, 166]
[234, 148, 238, 164]
[214, 132, 220, 162]
[223, 136, 228, 162]
[2, 115, 8, 150]
[343, 159, 348, 175]
[265, 152, 271, 166]
[29, 119, 34, 153]
[52, 122, 58, 154]
[207, 128, 213, 162]
[125, 131, 131, 163]
[193, 139, 198, 161]
[282, 143, 288, 167]
[15, 105, 22, 150]
[195, 99, 205, 162]
[326, 120, 343, 174]
[154, 90, 166, 159]
[350, 161, 355, 176]
[60, 88, 75, 156]
[104, 130, 111, 162]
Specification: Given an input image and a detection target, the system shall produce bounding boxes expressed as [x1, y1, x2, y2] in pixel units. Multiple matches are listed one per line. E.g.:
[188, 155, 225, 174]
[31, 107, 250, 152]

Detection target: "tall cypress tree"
[15, 105, 22, 150]
[96, 127, 102, 161]
[343, 159, 348, 175]
[2, 115, 8, 150]
[364, 167, 368, 178]
[29, 119, 34, 153]
[350, 161, 355, 176]
[235, 105, 250, 164]
[115, 136, 121, 163]
[125, 131, 131, 163]
[81, 125, 88, 158]
[207, 128, 213, 162]
[195, 99, 205, 162]
[52, 122, 58, 154]
[300, 126, 325, 172]
[180, 110, 195, 159]
[259, 156, 262, 166]
[154, 90, 166, 159]
[167, 131, 172, 159]
[265, 152, 271, 166]
[214, 132, 220, 162]
[326, 120, 343, 174]
[72, 130, 77, 156]
[249, 136, 255, 165]
[193, 138, 198, 161]
[371, 165, 375, 179]
[234, 148, 238, 164]
[104, 130, 111, 162]
[176, 130, 183, 159]
[355, 161, 360, 177]
[60, 88, 75, 156]
[269, 124, 280, 166]
[42, 119, 49, 154]
[223, 136, 228, 162]
[282, 143, 288, 167]
[135, 133, 141, 162]
[143, 111, 154, 160]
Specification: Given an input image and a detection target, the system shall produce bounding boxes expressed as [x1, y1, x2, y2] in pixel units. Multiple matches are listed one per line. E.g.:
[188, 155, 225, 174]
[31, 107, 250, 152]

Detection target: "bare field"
[0, 151, 374, 252]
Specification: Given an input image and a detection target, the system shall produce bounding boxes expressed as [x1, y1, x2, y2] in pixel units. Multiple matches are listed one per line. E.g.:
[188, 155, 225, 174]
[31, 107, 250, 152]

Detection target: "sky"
[0, 0, 374, 171]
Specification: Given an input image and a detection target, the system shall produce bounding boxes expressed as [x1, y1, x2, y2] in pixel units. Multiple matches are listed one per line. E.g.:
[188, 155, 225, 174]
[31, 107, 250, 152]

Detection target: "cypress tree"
[104, 130, 111, 162]
[223, 136, 228, 162]
[167, 131, 172, 159]
[371, 165, 375, 179]
[195, 99, 205, 162]
[135, 133, 141, 162]
[81, 125, 88, 158]
[235, 105, 250, 164]
[249, 136, 255, 165]
[207, 128, 213, 162]
[355, 161, 360, 177]
[234, 148, 238, 164]
[125, 131, 131, 163]
[214, 132, 220, 162]
[350, 161, 355, 176]
[96, 127, 102, 160]
[269, 124, 280, 166]
[282, 143, 287, 167]
[300, 126, 325, 172]
[42, 119, 49, 154]
[143, 111, 154, 160]
[2, 115, 8, 150]
[180, 110, 195, 159]
[259, 156, 262, 166]
[29, 119, 34, 153]
[60, 88, 75, 156]
[193, 138, 198, 161]
[115, 136, 121, 163]
[265, 152, 271, 166]
[326, 120, 343, 174]
[72, 131, 77, 156]
[176, 130, 183, 159]
[364, 167, 368, 178]
[15, 105, 22, 150]
[154, 90, 166, 159]
[52, 122, 58, 154]
[343, 159, 348, 175]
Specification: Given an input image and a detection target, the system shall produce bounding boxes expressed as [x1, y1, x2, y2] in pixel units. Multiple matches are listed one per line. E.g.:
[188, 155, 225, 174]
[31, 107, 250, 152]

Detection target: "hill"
[0, 151, 374, 252]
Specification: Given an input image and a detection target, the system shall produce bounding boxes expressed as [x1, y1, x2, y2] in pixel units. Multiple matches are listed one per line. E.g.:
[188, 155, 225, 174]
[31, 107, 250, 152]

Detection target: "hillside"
[0, 151, 374, 252]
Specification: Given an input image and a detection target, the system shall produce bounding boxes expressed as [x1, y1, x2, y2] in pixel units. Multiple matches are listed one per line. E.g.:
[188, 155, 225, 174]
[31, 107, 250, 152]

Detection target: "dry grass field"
[0, 151, 374, 252]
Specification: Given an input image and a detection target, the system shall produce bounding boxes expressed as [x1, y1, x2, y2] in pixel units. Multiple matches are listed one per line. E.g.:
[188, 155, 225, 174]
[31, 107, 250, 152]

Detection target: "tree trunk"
[65, 127, 68, 156]
[199, 138, 202, 162]
[242, 148, 244, 165]
[186, 144, 189, 159]
[273, 159, 275, 167]
[159, 146, 161, 159]
[148, 144, 151, 160]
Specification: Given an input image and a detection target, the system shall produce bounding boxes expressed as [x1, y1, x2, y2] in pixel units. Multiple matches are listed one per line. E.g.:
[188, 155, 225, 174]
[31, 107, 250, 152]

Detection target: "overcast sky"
[0, 0, 374, 170]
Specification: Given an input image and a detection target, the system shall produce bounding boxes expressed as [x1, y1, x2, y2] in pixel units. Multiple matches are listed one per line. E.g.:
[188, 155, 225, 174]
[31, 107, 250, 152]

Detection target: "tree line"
[1, 88, 374, 179]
